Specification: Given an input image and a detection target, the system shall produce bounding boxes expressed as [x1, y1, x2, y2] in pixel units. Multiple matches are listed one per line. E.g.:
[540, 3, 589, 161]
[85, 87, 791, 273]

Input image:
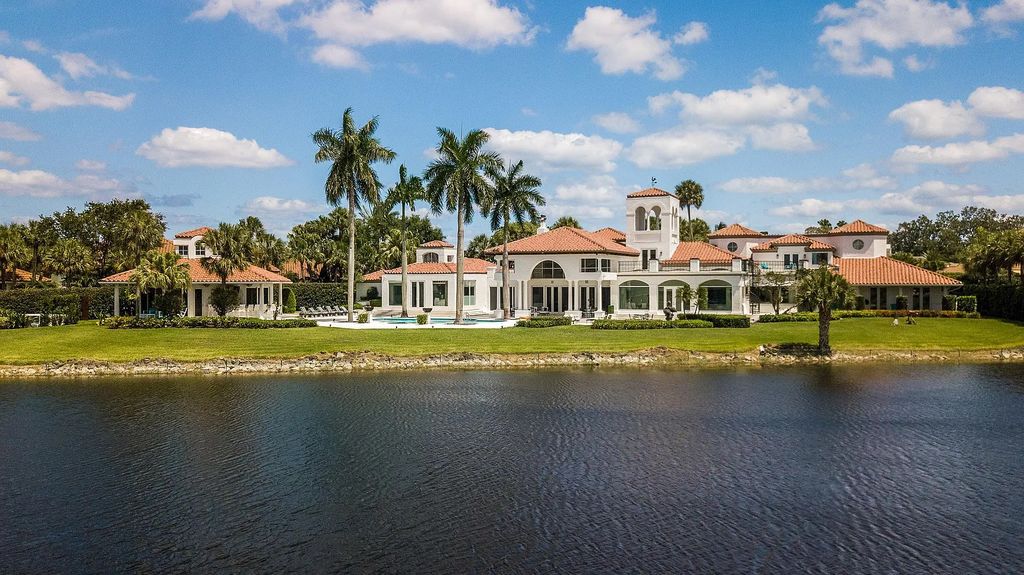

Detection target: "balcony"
[618, 261, 648, 273]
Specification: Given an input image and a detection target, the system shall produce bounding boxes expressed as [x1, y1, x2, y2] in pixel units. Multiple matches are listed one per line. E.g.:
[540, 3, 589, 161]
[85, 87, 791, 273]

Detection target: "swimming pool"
[376, 317, 506, 325]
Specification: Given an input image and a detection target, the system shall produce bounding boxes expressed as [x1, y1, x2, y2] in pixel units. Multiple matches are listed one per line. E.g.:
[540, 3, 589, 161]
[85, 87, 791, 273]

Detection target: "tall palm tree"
[0, 224, 29, 290]
[23, 218, 56, 283]
[485, 159, 544, 320]
[200, 222, 252, 286]
[675, 179, 704, 241]
[796, 265, 855, 355]
[312, 108, 396, 322]
[42, 238, 94, 287]
[114, 210, 164, 315]
[386, 164, 425, 317]
[424, 128, 501, 324]
[550, 215, 579, 229]
[131, 251, 192, 316]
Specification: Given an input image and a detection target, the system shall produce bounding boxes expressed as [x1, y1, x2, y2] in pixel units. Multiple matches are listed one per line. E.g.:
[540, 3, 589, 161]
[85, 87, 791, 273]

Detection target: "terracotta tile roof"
[664, 242, 738, 264]
[837, 257, 962, 286]
[100, 258, 291, 284]
[592, 227, 626, 242]
[829, 219, 888, 235]
[158, 239, 175, 253]
[174, 226, 213, 239]
[709, 223, 765, 238]
[14, 268, 49, 282]
[627, 187, 675, 198]
[752, 233, 836, 252]
[483, 226, 639, 256]
[362, 258, 494, 282]
[420, 239, 454, 248]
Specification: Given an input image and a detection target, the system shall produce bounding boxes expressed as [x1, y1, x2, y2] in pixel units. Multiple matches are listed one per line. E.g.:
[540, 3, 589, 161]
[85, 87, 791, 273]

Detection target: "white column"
[113, 286, 120, 317]
[597, 281, 604, 312]
[278, 283, 283, 314]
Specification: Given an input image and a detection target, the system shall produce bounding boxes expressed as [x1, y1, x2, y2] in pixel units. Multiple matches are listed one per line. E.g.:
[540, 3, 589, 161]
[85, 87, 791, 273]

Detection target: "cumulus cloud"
[592, 112, 640, 134]
[0, 121, 40, 142]
[981, 0, 1024, 26]
[0, 151, 30, 167]
[674, 21, 709, 45]
[769, 198, 846, 218]
[243, 195, 323, 214]
[75, 159, 107, 171]
[967, 86, 1024, 119]
[567, 6, 685, 80]
[553, 174, 635, 205]
[136, 127, 295, 168]
[0, 55, 135, 111]
[54, 52, 133, 80]
[747, 123, 817, 151]
[483, 128, 623, 172]
[816, 0, 973, 77]
[627, 128, 745, 168]
[903, 54, 934, 71]
[311, 44, 369, 70]
[719, 163, 896, 195]
[0, 168, 134, 198]
[190, 0, 302, 34]
[891, 133, 1024, 165]
[888, 99, 984, 139]
[648, 83, 826, 125]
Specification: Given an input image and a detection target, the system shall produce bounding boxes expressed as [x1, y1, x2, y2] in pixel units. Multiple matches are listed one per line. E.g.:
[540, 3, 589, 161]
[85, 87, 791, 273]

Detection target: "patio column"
[113, 286, 120, 317]
[278, 283, 283, 313]
[596, 281, 604, 313]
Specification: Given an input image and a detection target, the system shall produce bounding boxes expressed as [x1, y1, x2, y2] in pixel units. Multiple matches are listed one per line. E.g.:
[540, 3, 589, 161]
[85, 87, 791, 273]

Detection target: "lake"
[1, 365, 1022, 573]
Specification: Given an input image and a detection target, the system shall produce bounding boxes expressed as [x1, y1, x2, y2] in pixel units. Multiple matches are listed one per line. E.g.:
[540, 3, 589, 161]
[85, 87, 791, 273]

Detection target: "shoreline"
[2, 346, 1023, 378]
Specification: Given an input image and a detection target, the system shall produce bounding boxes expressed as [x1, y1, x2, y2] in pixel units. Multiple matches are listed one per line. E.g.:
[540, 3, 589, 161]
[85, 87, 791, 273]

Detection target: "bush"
[942, 295, 957, 311]
[103, 316, 317, 329]
[284, 288, 297, 313]
[591, 319, 713, 330]
[676, 313, 751, 328]
[292, 283, 347, 309]
[368, 298, 382, 308]
[210, 285, 240, 317]
[154, 291, 185, 317]
[697, 287, 708, 311]
[606, 304, 614, 315]
[516, 316, 573, 328]
[855, 296, 866, 310]
[0, 307, 28, 329]
[416, 313, 428, 325]
[957, 295, 977, 313]
[962, 284, 1020, 320]
[0, 288, 82, 322]
[357, 312, 369, 324]
[758, 310, 980, 322]
[757, 312, 818, 322]
[895, 295, 908, 310]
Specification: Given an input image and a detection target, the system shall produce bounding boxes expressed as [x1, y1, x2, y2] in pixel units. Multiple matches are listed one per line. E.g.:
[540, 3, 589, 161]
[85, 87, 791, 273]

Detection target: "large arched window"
[618, 280, 650, 310]
[699, 280, 733, 311]
[634, 207, 647, 231]
[658, 280, 691, 311]
[423, 252, 439, 263]
[649, 206, 662, 231]
[531, 260, 565, 279]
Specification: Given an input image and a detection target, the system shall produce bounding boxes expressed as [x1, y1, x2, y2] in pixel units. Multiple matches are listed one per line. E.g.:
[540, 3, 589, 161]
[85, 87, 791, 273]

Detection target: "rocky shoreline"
[2, 346, 1023, 378]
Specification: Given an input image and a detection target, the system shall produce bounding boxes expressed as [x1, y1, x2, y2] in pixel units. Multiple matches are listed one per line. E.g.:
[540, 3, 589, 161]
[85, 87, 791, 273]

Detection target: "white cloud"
[891, 133, 1024, 165]
[520, 107, 537, 117]
[747, 123, 816, 151]
[592, 112, 640, 134]
[75, 159, 106, 171]
[0, 121, 41, 141]
[967, 86, 1024, 119]
[674, 21, 709, 45]
[243, 195, 322, 213]
[136, 127, 295, 168]
[903, 54, 934, 71]
[567, 6, 685, 80]
[553, 174, 635, 205]
[841, 163, 899, 189]
[483, 128, 623, 172]
[545, 203, 616, 221]
[0, 151, 29, 167]
[649, 83, 826, 125]
[0, 168, 133, 198]
[627, 129, 745, 168]
[190, 0, 302, 33]
[720, 176, 831, 195]
[888, 99, 984, 139]
[311, 44, 369, 70]
[769, 198, 846, 218]
[816, 0, 973, 77]
[0, 55, 135, 111]
[981, 0, 1024, 25]
[54, 52, 133, 80]
[21, 40, 45, 53]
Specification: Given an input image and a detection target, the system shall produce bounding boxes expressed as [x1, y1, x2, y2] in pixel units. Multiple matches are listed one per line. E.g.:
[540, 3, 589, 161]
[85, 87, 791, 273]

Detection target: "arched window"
[423, 252, 439, 263]
[658, 280, 691, 311]
[699, 280, 733, 311]
[531, 260, 565, 279]
[635, 207, 647, 231]
[618, 280, 650, 310]
[649, 206, 662, 231]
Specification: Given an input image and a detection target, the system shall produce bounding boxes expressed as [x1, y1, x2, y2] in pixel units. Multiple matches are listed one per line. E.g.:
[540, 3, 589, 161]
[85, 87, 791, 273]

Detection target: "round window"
[727, 242, 738, 252]
[852, 239, 865, 250]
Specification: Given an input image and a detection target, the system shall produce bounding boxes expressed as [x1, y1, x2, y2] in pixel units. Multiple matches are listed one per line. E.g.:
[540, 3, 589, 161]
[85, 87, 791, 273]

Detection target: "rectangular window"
[464, 281, 476, 305]
[263, 287, 269, 304]
[389, 282, 403, 306]
[580, 258, 598, 272]
[246, 287, 258, 306]
[194, 243, 206, 256]
[507, 260, 515, 271]
[601, 259, 611, 272]
[176, 245, 189, 257]
[811, 252, 828, 265]
[432, 281, 448, 307]
[411, 282, 425, 308]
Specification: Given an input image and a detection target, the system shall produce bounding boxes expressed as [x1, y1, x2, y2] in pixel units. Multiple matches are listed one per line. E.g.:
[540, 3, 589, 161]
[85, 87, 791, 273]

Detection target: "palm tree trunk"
[686, 204, 693, 241]
[502, 223, 510, 320]
[400, 202, 409, 318]
[348, 193, 356, 323]
[818, 304, 831, 355]
[31, 246, 38, 282]
[455, 196, 465, 324]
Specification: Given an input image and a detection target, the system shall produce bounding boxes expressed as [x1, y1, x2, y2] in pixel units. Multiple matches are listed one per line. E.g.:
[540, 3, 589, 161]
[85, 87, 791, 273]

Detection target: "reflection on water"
[1, 365, 1023, 573]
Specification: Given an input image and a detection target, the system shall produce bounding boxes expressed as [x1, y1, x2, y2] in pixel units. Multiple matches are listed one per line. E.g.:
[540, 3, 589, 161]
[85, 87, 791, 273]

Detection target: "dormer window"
[423, 253, 439, 263]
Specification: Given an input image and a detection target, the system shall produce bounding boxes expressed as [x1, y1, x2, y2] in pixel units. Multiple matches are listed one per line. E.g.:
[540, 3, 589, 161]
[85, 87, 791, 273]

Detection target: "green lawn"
[0, 318, 1021, 365]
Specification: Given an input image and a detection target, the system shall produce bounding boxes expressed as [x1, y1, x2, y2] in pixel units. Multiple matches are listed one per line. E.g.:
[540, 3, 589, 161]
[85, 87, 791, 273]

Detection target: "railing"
[618, 261, 647, 272]
[659, 262, 691, 272]
[751, 261, 806, 273]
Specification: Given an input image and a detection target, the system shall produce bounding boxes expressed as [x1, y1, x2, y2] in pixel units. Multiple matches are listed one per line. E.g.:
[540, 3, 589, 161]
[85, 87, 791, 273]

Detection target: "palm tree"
[675, 179, 704, 241]
[485, 159, 544, 320]
[312, 108, 396, 322]
[23, 218, 56, 283]
[114, 210, 164, 315]
[42, 238, 94, 287]
[796, 265, 856, 355]
[550, 215, 579, 229]
[0, 224, 29, 290]
[131, 251, 191, 316]
[424, 128, 501, 324]
[200, 222, 252, 285]
[385, 165, 425, 317]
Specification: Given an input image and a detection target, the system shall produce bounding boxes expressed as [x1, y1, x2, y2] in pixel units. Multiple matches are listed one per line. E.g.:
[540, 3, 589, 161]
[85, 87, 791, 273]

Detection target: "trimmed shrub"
[357, 312, 369, 324]
[292, 283, 347, 309]
[676, 313, 751, 328]
[895, 295, 908, 310]
[759, 310, 980, 321]
[0, 307, 29, 329]
[516, 316, 573, 328]
[956, 295, 977, 313]
[416, 313, 428, 325]
[697, 287, 708, 311]
[591, 319, 713, 330]
[961, 284, 1021, 320]
[757, 312, 818, 322]
[210, 285, 240, 317]
[368, 298, 382, 308]
[0, 288, 83, 322]
[103, 316, 317, 329]
[942, 295, 957, 311]
[284, 288, 297, 313]
[606, 304, 614, 315]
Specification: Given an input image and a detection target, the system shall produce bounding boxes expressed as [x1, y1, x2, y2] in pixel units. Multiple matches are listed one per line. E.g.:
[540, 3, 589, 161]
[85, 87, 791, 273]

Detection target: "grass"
[0, 318, 1021, 365]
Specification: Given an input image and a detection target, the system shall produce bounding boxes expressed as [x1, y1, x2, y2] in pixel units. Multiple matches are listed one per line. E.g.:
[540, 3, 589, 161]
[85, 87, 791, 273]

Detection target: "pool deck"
[319, 318, 520, 329]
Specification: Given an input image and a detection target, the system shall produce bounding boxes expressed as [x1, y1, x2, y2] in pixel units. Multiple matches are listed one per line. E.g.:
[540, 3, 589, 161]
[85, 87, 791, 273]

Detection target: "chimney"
[536, 215, 549, 235]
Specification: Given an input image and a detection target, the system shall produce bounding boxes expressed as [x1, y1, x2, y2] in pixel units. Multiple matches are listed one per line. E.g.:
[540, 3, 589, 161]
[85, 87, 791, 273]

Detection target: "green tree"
[678, 217, 711, 242]
[312, 107, 396, 321]
[22, 218, 56, 282]
[385, 164, 425, 317]
[131, 251, 191, 316]
[200, 223, 252, 315]
[465, 234, 491, 260]
[697, 286, 708, 312]
[804, 219, 834, 234]
[796, 265, 856, 355]
[490, 221, 538, 244]
[550, 215, 579, 229]
[678, 283, 694, 314]
[0, 224, 29, 290]
[42, 238, 94, 287]
[675, 179, 704, 241]
[424, 128, 501, 324]
[760, 271, 789, 315]
[486, 158, 544, 320]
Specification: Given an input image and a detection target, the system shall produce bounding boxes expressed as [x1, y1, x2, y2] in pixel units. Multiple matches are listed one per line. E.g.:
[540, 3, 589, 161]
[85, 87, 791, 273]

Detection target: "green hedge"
[758, 310, 980, 322]
[292, 283, 348, 308]
[516, 316, 573, 328]
[0, 308, 28, 329]
[961, 284, 1021, 320]
[0, 289, 81, 323]
[102, 316, 318, 329]
[757, 312, 818, 322]
[591, 319, 713, 330]
[675, 313, 751, 328]
[0, 286, 133, 319]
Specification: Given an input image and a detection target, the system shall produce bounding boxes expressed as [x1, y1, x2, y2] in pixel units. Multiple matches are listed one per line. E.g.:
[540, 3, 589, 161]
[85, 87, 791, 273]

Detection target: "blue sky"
[2, 0, 1024, 239]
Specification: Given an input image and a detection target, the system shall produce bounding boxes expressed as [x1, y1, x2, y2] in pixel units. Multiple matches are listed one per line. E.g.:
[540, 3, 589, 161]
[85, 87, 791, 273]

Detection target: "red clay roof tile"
[663, 242, 738, 264]
[100, 258, 291, 284]
[836, 257, 962, 286]
[483, 227, 639, 256]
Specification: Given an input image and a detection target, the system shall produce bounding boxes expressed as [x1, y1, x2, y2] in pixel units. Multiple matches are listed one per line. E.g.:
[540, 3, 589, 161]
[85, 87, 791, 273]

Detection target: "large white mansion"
[363, 187, 961, 317]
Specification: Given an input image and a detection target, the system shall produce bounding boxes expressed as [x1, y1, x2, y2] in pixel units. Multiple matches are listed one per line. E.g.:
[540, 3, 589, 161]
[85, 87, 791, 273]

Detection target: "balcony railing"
[659, 262, 691, 272]
[618, 261, 647, 272]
